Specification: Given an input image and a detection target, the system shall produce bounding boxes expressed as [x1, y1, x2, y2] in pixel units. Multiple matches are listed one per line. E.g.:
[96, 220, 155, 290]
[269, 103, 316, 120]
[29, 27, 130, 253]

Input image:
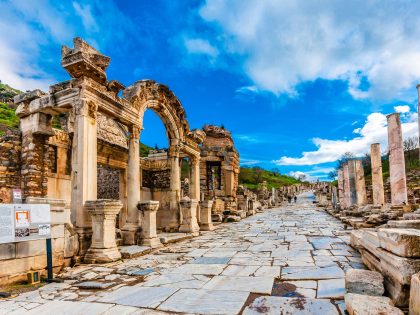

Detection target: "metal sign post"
[46, 238, 53, 282]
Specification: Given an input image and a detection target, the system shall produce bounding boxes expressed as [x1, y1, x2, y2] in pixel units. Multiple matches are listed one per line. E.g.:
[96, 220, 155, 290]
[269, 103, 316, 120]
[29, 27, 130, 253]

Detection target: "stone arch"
[123, 80, 191, 144]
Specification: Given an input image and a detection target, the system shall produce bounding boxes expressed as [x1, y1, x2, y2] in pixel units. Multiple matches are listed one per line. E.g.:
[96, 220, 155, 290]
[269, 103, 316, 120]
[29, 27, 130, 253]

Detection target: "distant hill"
[0, 81, 21, 103]
[239, 166, 302, 190]
[0, 82, 21, 134]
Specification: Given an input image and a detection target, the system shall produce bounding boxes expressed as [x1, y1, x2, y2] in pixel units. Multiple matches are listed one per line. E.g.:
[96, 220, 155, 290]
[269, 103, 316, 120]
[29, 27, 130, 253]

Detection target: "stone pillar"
[19, 112, 55, 199]
[338, 169, 345, 208]
[121, 125, 141, 245]
[179, 197, 200, 236]
[84, 199, 122, 264]
[343, 163, 351, 209]
[387, 113, 408, 205]
[168, 144, 181, 228]
[199, 200, 214, 231]
[138, 200, 161, 248]
[410, 272, 420, 315]
[189, 156, 200, 200]
[355, 159, 367, 206]
[70, 100, 98, 255]
[348, 160, 358, 206]
[370, 143, 385, 207]
[417, 84, 420, 162]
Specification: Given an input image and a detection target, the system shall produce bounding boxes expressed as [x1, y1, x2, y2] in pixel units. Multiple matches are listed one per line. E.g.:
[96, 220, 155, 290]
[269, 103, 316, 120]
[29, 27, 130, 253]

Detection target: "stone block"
[378, 248, 420, 285]
[350, 230, 363, 248]
[388, 220, 420, 229]
[378, 228, 420, 258]
[345, 293, 403, 315]
[345, 268, 384, 296]
[16, 239, 46, 258]
[0, 243, 16, 260]
[410, 272, 420, 315]
[50, 224, 65, 238]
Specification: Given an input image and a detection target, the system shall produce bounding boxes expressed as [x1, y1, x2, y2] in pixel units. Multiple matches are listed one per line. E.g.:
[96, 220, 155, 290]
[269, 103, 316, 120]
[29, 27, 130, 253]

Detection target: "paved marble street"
[0, 193, 365, 315]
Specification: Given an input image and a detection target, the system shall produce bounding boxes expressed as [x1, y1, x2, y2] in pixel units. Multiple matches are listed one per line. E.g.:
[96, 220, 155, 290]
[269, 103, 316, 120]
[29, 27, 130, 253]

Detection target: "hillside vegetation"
[239, 166, 301, 190]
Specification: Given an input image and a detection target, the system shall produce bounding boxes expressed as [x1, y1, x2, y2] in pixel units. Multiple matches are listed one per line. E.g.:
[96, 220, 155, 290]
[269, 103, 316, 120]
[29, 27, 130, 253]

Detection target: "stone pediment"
[97, 112, 128, 149]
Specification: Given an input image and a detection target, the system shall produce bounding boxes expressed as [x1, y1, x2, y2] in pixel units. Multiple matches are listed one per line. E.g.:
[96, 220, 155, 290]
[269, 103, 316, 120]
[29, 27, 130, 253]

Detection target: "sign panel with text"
[0, 204, 51, 244]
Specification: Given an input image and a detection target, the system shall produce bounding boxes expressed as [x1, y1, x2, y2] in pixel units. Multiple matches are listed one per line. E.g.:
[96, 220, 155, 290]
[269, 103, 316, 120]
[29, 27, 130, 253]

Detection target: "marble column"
[179, 197, 200, 236]
[337, 169, 345, 208]
[70, 100, 98, 255]
[387, 113, 408, 205]
[370, 143, 385, 207]
[189, 156, 200, 200]
[417, 84, 420, 161]
[84, 199, 122, 264]
[355, 159, 367, 206]
[138, 200, 161, 248]
[168, 143, 181, 228]
[342, 163, 351, 209]
[199, 200, 214, 231]
[122, 125, 141, 245]
[348, 159, 358, 206]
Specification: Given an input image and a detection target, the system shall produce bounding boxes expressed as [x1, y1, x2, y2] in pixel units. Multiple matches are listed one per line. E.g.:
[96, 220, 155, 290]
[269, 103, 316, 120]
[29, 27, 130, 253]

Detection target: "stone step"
[378, 228, 420, 258]
[345, 293, 403, 315]
[159, 232, 192, 244]
[119, 245, 152, 259]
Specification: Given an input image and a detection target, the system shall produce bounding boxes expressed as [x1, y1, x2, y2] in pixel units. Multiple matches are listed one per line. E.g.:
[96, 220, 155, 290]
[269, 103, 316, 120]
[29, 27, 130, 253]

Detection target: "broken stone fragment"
[378, 228, 420, 258]
[345, 268, 384, 296]
[410, 272, 420, 315]
[345, 293, 403, 315]
[387, 220, 420, 229]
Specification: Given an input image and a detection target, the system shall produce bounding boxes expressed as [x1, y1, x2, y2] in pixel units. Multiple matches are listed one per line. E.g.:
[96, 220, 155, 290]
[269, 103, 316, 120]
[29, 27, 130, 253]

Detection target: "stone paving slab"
[0, 198, 373, 315]
[158, 289, 249, 314]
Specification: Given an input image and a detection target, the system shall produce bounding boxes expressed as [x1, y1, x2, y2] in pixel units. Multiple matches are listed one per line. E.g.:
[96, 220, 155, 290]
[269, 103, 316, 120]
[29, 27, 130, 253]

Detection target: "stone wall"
[97, 165, 120, 200]
[0, 130, 21, 203]
[142, 169, 170, 189]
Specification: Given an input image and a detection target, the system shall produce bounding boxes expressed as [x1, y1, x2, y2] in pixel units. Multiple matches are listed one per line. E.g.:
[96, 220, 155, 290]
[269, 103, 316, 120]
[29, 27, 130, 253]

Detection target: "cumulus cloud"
[275, 109, 419, 166]
[200, 0, 420, 99]
[394, 105, 411, 113]
[184, 38, 219, 58]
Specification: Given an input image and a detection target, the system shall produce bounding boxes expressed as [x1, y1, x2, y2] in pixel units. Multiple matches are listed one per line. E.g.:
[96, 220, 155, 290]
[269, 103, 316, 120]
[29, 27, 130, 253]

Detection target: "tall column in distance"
[348, 159, 358, 206]
[122, 125, 141, 245]
[370, 143, 385, 207]
[343, 163, 351, 209]
[387, 113, 408, 205]
[355, 159, 367, 206]
[417, 84, 420, 161]
[337, 169, 345, 208]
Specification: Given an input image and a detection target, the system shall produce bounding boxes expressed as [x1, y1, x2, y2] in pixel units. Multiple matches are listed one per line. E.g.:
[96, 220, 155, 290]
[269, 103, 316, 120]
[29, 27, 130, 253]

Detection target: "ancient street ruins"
[0, 10, 420, 313]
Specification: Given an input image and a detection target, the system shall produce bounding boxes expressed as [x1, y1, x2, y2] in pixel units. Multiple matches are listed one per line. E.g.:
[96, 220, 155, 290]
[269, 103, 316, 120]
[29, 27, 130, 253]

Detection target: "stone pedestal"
[138, 200, 161, 248]
[179, 198, 200, 236]
[84, 199, 122, 264]
[371, 143, 385, 207]
[199, 200, 214, 231]
[387, 113, 408, 205]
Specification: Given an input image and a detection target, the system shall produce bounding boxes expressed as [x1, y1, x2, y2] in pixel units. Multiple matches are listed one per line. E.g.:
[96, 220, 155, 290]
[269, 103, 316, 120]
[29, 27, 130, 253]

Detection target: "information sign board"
[0, 204, 51, 243]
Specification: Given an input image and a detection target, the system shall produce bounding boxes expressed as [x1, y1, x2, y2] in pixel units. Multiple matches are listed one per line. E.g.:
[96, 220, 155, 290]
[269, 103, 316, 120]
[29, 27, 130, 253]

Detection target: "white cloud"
[0, 0, 135, 91]
[184, 38, 219, 58]
[240, 158, 261, 166]
[200, 0, 420, 99]
[394, 105, 411, 113]
[275, 110, 419, 166]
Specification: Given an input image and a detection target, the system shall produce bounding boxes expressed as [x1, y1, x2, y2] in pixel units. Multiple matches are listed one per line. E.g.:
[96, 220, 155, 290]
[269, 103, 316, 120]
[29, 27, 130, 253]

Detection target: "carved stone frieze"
[97, 112, 128, 149]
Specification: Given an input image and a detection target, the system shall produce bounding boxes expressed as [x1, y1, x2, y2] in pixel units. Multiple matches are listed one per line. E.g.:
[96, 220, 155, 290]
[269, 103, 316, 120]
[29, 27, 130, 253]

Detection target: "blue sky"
[1, 0, 419, 181]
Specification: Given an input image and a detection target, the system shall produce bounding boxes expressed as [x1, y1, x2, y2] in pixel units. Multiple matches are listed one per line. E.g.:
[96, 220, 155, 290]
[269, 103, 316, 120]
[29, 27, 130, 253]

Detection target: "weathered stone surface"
[243, 296, 339, 315]
[345, 268, 384, 296]
[388, 220, 420, 229]
[317, 278, 345, 299]
[410, 272, 420, 315]
[378, 228, 420, 258]
[158, 288, 248, 314]
[74, 281, 114, 289]
[345, 293, 403, 315]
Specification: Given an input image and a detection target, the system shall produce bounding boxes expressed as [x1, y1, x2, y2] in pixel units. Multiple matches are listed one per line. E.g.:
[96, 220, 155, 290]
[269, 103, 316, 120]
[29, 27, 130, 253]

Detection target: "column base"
[84, 247, 121, 264]
[179, 225, 200, 236]
[75, 227, 92, 257]
[141, 237, 163, 248]
[199, 223, 215, 231]
[121, 224, 139, 245]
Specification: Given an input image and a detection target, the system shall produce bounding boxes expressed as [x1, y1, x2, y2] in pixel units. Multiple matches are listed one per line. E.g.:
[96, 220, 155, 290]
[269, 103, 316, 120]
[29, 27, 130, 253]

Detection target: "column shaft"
[355, 159, 367, 206]
[370, 143, 385, 206]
